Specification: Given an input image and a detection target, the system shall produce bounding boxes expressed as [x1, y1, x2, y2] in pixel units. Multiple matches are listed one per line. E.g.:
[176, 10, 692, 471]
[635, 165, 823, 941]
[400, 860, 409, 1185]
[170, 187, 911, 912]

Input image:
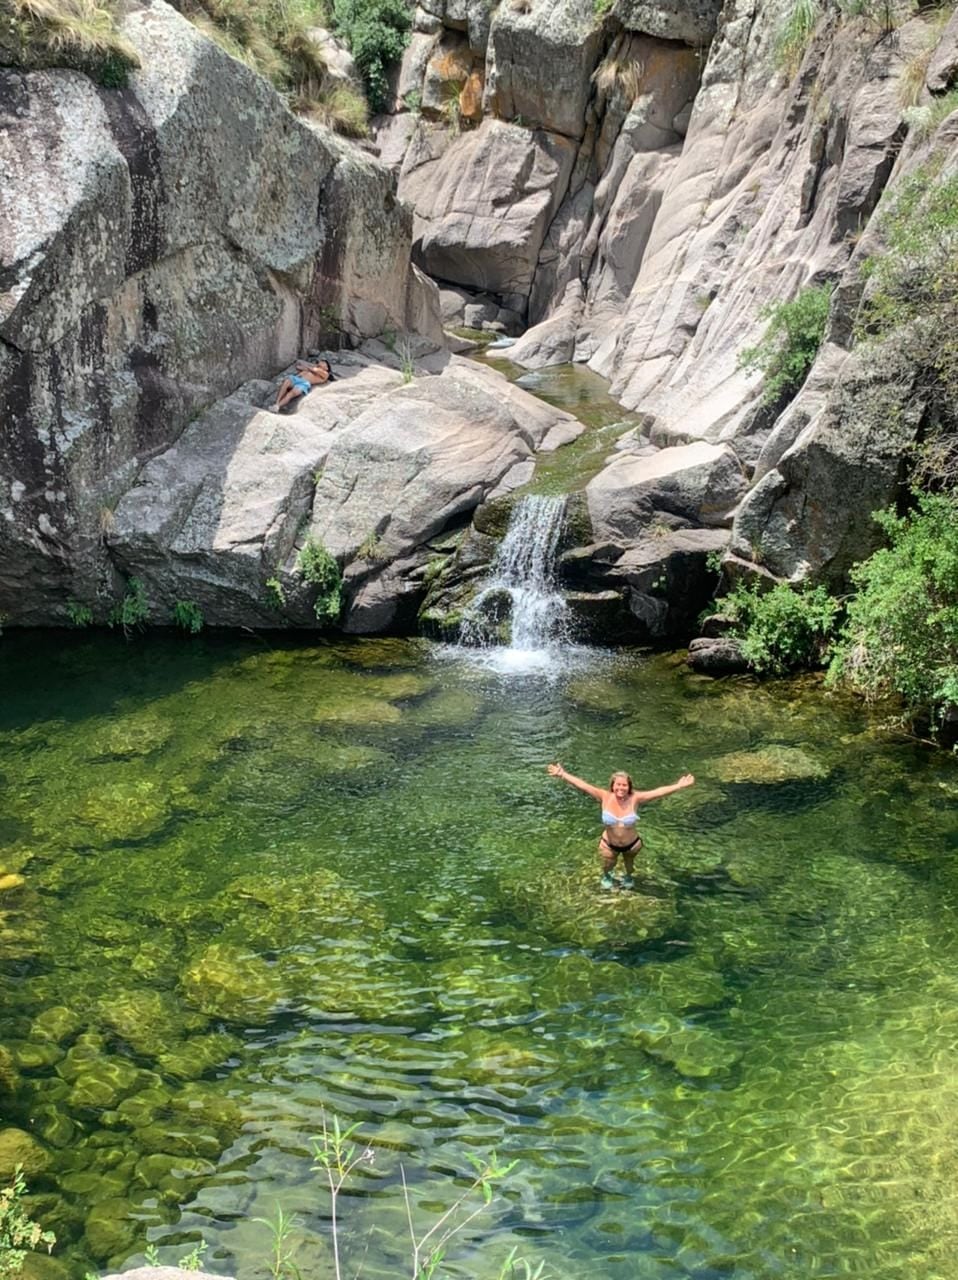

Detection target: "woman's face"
[611, 775, 630, 799]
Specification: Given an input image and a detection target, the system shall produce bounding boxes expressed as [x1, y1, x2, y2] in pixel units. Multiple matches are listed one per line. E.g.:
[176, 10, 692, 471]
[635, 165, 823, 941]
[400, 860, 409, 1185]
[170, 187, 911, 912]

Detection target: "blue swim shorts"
[289, 374, 312, 396]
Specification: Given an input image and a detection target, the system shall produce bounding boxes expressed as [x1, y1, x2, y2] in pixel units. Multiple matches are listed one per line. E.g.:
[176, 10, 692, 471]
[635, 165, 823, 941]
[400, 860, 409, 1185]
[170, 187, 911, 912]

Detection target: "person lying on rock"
[272, 359, 335, 412]
[547, 762, 695, 892]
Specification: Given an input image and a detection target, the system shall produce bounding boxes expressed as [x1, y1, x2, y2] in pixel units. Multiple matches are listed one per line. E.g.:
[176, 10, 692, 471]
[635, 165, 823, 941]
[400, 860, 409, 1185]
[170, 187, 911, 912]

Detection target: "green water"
[478, 357, 645, 495]
[3, 632, 958, 1279]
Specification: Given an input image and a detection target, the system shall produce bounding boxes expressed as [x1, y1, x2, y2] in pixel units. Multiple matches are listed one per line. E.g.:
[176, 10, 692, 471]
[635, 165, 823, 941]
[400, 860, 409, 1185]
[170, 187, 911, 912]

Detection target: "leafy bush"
[827, 494, 958, 726]
[296, 537, 342, 625]
[716, 579, 839, 675]
[0, 1165, 55, 1279]
[329, 0, 409, 112]
[108, 577, 149, 634]
[1, 0, 141, 84]
[172, 599, 204, 634]
[739, 282, 834, 405]
[66, 600, 94, 627]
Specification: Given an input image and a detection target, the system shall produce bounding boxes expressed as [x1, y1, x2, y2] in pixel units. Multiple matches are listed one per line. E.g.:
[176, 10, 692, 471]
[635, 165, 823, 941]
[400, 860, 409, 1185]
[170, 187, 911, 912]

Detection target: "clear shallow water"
[3, 633, 958, 1279]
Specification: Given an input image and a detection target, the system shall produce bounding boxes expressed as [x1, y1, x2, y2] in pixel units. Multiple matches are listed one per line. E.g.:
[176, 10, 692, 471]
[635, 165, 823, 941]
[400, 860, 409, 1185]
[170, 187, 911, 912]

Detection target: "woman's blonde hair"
[609, 770, 634, 792]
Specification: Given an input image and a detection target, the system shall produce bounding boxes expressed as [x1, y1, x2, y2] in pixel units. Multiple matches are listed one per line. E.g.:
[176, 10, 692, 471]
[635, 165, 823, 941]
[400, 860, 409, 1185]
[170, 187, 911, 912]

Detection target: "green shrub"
[0, 1164, 56, 1279]
[66, 600, 94, 628]
[329, 0, 409, 112]
[108, 577, 149, 634]
[739, 282, 834, 405]
[827, 494, 958, 726]
[265, 576, 287, 610]
[171, 599, 204, 634]
[716, 579, 839, 675]
[296, 537, 342, 625]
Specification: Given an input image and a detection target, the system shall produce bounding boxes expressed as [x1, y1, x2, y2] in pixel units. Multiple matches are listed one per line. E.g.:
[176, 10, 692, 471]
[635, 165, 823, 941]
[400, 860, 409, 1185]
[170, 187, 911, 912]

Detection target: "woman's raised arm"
[633, 773, 695, 804]
[547, 763, 605, 801]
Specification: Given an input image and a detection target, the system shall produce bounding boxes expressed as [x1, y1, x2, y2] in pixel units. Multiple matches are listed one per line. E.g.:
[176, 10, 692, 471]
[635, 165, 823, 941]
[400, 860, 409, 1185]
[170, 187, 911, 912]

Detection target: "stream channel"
[2, 363, 958, 1280]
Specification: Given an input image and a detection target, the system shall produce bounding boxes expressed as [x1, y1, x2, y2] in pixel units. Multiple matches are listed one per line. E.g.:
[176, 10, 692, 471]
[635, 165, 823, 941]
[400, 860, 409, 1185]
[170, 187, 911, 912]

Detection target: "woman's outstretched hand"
[547, 762, 564, 777]
[676, 773, 695, 788]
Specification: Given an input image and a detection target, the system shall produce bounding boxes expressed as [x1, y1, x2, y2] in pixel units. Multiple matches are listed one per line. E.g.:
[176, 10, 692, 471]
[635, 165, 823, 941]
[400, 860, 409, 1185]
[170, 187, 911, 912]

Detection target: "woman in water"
[547, 763, 695, 891]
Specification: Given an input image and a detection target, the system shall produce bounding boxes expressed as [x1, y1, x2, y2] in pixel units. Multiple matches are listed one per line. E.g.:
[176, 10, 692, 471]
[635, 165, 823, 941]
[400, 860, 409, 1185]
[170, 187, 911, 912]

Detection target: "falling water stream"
[458, 494, 582, 673]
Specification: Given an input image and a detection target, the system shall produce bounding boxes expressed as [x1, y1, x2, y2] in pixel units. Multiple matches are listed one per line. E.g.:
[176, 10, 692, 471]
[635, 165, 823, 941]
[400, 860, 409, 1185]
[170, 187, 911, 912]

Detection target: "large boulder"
[612, 0, 723, 44]
[399, 118, 577, 300]
[108, 355, 579, 633]
[729, 342, 924, 585]
[107, 362, 402, 626]
[309, 357, 582, 631]
[0, 0, 439, 625]
[586, 441, 748, 541]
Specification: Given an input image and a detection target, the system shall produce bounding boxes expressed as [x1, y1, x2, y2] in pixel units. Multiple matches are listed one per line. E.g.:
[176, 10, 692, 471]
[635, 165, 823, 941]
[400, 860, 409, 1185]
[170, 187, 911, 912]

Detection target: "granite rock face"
[400, 119, 578, 302]
[0, 0, 439, 625]
[107, 355, 582, 633]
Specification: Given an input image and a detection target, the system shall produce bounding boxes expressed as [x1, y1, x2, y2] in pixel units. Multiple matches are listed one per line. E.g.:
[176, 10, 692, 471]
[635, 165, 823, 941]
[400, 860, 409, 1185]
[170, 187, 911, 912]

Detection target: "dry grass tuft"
[592, 48, 644, 101]
[4, 0, 141, 83]
[176, 0, 378, 139]
[302, 82, 368, 135]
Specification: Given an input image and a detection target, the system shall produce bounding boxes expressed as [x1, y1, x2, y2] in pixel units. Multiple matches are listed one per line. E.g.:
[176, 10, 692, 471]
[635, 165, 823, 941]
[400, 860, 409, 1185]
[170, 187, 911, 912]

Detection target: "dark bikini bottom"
[601, 835, 642, 854]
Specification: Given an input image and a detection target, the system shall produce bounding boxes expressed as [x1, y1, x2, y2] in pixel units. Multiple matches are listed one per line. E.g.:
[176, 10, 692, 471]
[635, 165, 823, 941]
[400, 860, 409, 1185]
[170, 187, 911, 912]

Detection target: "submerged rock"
[711, 744, 829, 785]
[180, 944, 288, 1023]
[97, 989, 198, 1058]
[0, 1127, 51, 1180]
[501, 857, 678, 949]
[630, 1011, 741, 1078]
[29, 1006, 83, 1046]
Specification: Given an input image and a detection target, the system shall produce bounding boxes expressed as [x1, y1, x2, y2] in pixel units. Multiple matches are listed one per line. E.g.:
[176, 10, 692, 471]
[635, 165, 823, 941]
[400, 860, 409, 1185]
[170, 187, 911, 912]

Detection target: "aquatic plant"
[251, 1206, 302, 1280]
[312, 1112, 522, 1280]
[0, 1165, 56, 1278]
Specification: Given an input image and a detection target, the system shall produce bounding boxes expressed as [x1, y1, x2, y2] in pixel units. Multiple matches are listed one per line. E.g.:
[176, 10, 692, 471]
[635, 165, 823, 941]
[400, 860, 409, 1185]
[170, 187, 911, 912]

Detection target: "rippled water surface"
[3, 632, 958, 1280]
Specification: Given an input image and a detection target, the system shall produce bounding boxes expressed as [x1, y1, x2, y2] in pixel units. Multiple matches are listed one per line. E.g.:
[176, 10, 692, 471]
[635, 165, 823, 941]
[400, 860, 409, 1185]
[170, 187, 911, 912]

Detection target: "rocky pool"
[2, 630, 958, 1279]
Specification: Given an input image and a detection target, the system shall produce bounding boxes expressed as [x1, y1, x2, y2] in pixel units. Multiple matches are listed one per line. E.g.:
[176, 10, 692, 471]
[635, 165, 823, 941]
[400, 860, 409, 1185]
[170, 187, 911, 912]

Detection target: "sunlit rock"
[74, 777, 170, 845]
[640, 955, 730, 1012]
[502, 858, 678, 948]
[432, 954, 536, 1017]
[84, 1197, 140, 1263]
[113, 1087, 174, 1131]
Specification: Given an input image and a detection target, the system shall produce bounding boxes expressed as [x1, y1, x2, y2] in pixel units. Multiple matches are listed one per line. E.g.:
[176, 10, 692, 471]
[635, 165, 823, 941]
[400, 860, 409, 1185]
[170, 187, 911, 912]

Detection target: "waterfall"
[460, 495, 570, 665]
